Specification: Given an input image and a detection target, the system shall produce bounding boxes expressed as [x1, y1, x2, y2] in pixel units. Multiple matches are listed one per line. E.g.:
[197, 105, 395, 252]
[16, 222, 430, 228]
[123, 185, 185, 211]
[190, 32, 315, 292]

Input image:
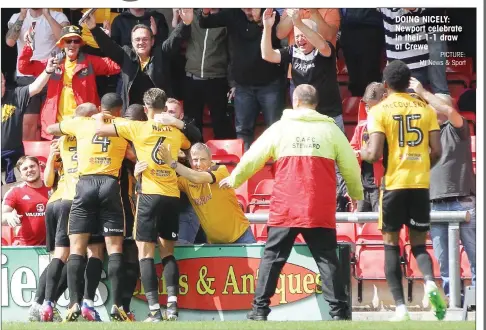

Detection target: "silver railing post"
[448, 221, 462, 309]
[245, 211, 470, 311]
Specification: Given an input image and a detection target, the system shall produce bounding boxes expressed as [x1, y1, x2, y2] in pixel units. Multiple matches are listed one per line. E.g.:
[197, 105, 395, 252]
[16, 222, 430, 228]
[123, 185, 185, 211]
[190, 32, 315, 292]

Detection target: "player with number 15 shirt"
[367, 92, 440, 190]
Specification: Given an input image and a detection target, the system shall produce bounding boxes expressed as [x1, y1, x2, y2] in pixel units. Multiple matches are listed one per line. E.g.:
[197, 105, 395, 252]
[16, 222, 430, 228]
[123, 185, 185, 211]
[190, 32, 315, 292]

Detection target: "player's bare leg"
[383, 231, 410, 322]
[158, 238, 178, 321]
[409, 229, 447, 320]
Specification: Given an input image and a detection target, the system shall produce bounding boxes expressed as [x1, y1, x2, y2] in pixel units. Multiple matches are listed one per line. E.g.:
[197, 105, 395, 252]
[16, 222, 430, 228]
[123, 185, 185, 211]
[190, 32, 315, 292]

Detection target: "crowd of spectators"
[1, 8, 477, 306]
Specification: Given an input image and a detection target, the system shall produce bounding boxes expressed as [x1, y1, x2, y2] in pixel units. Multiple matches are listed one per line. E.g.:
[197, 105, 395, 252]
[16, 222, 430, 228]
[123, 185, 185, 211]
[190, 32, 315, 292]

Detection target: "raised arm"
[42, 9, 70, 41]
[310, 9, 339, 45]
[361, 132, 385, 163]
[17, 45, 46, 76]
[198, 8, 232, 29]
[158, 144, 213, 184]
[28, 57, 58, 97]
[6, 10, 27, 47]
[334, 127, 364, 200]
[221, 124, 276, 189]
[46, 123, 63, 136]
[409, 77, 463, 128]
[276, 10, 294, 39]
[261, 9, 282, 63]
[93, 113, 118, 137]
[44, 140, 60, 188]
[291, 11, 331, 57]
[86, 13, 126, 65]
[160, 9, 192, 56]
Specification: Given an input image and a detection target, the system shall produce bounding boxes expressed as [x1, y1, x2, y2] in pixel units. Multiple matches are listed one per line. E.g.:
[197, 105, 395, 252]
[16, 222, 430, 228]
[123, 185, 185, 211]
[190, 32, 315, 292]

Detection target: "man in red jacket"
[18, 25, 120, 140]
[350, 82, 385, 212]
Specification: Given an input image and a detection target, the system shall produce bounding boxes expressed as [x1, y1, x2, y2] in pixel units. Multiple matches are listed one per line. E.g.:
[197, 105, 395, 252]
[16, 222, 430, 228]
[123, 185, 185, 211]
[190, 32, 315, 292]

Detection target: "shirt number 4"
[92, 135, 111, 152]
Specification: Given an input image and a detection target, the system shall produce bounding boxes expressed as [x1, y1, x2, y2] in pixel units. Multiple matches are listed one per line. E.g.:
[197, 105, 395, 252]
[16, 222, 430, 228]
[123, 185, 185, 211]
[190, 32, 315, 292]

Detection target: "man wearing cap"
[18, 25, 121, 140]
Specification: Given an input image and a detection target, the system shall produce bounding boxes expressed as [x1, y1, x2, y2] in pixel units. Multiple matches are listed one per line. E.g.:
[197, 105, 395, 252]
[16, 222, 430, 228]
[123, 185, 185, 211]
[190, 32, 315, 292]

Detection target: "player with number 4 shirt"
[47, 96, 131, 322]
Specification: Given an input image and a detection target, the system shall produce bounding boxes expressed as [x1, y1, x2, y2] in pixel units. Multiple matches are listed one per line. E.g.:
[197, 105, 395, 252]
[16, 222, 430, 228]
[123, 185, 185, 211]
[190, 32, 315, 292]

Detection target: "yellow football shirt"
[60, 117, 128, 177]
[367, 93, 440, 190]
[47, 170, 64, 204]
[57, 59, 78, 123]
[81, 9, 119, 49]
[178, 165, 250, 243]
[114, 119, 191, 197]
[59, 135, 79, 200]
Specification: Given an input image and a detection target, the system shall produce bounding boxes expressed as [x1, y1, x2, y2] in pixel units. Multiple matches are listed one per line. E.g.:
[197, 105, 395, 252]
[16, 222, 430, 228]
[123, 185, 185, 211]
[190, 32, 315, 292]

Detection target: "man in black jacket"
[83, 10, 193, 114]
[199, 9, 285, 151]
[110, 9, 169, 47]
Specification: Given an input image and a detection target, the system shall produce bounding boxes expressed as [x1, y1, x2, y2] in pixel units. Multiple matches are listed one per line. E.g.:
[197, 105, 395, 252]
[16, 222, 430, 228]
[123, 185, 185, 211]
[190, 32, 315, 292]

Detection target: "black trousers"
[183, 75, 236, 140]
[340, 25, 385, 97]
[253, 226, 349, 318]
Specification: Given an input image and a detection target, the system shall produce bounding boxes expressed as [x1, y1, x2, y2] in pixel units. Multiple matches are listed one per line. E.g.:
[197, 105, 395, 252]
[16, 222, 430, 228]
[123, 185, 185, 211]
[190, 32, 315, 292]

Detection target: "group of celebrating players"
[32, 88, 195, 323]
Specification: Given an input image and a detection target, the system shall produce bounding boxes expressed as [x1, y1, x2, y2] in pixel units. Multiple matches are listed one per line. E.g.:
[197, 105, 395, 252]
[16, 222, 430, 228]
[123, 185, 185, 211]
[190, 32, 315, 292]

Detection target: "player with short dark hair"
[39, 135, 78, 322]
[94, 88, 190, 322]
[46, 99, 130, 322]
[360, 60, 446, 322]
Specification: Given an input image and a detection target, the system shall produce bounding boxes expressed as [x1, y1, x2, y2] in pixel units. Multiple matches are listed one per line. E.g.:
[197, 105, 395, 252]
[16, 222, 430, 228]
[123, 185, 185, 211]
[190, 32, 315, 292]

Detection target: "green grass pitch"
[2, 321, 476, 330]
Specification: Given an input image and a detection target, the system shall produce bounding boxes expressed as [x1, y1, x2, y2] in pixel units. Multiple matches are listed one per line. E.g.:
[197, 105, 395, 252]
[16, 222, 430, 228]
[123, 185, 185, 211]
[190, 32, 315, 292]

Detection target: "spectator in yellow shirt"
[151, 142, 256, 244]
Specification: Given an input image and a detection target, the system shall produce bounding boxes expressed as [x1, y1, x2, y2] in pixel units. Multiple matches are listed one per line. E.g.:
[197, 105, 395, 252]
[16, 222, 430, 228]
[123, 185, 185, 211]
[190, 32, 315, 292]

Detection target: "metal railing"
[245, 211, 470, 309]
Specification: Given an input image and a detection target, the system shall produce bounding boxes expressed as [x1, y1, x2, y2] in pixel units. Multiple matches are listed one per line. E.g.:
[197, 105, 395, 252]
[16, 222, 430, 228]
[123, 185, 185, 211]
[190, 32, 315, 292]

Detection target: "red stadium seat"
[344, 123, 356, 141]
[2, 226, 14, 246]
[404, 245, 440, 279]
[339, 85, 351, 100]
[446, 57, 473, 98]
[336, 223, 356, 244]
[403, 244, 440, 302]
[352, 244, 388, 302]
[236, 194, 247, 212]
[251, 179, 274, 200]
[461, 111, 476, 135]
[357, 99, 368, 122]
[235, 181, 250, 210]
[1, 226, 21, 246]
[202, 126, 214, 142]
[446, 57, 473, 75]
[460, 247, 472, 280]
[203, 106, 211, 125]
[248, 162, 275, 201]
[212, 154, 240, 173]
[356, 222, 383, 243]
[354, 245, 387, 280]
[248, 179, 274, 214]
[471, 136, 476, 174]
[23, 141, 51, 165]
[342, 97, 360, 123]
[255, 224, 268, 242]
[336, 56, 348, 75]
[448, 82, 467, 99]
[206, 139, 244, 159]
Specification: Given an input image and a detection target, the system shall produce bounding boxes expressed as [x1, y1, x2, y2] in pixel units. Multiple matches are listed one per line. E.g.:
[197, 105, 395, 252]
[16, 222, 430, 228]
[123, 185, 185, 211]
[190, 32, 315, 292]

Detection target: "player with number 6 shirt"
[94, 88, 190, 322]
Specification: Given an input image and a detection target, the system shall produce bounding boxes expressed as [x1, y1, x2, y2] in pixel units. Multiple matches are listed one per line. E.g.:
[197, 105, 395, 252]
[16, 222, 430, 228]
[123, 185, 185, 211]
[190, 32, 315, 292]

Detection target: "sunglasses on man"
[64, 39, 82, 44]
